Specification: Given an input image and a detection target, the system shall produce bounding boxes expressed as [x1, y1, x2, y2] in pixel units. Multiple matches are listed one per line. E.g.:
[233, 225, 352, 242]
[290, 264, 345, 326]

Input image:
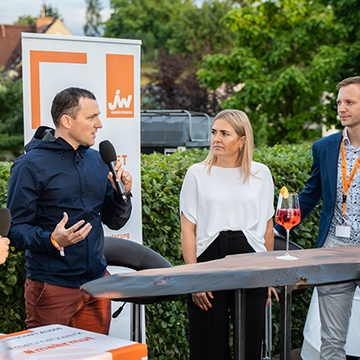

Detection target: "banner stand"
[21, 33, 142, 342]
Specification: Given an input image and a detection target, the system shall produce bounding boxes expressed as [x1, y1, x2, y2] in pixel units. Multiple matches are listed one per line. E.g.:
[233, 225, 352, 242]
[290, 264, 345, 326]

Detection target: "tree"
[14, 16, 36, 25]
[84, 0, 103, 36]
[197, 0, 348, 146]
[166, 0, 235, 56]
[104, 0, 195, 57]
[0, 75, 24, 160]
[14, 4, 63, 25]
[142, 50, 226, 115]
[105, 0, 235, 60]
[142, 51, 206, 112]
[106, 0, 236, 113]
[319, 0, 360, 79]
[38, 3, 63, 21]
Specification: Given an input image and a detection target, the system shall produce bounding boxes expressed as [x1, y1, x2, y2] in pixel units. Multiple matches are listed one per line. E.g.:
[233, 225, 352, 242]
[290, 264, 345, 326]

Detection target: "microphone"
[0, 208, 11, 236]
[99, 140, 128, 202]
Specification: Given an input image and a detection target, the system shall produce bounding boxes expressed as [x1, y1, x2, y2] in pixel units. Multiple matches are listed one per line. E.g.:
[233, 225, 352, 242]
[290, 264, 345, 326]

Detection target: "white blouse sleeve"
[263, 165, 275, 220]
[179, 165, 198, 225]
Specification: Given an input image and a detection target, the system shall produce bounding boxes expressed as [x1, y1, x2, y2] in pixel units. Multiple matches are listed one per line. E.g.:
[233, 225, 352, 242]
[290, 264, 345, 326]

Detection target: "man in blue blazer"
[275, 76, 360, 359]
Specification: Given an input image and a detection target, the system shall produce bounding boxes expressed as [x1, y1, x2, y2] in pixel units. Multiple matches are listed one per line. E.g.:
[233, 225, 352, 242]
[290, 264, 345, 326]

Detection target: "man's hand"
[107, 161, 133, 194]
[51, 212, 92, 248]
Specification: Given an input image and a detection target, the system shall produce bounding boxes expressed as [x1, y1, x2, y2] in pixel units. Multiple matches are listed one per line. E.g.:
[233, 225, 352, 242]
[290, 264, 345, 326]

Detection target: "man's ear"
[60, 114, 72, 129]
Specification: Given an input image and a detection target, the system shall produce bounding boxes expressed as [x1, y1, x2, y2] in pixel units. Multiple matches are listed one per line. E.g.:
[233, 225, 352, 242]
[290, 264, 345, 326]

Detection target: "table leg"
[280, 285, 292, 360]
[131, 303, 142, 342]
[235, 289, 246, 360]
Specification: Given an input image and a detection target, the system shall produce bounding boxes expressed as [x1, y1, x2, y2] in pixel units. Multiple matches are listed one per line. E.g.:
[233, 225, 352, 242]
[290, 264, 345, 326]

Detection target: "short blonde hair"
[204, 109, 254, 182]
[336, 76, 360, 89]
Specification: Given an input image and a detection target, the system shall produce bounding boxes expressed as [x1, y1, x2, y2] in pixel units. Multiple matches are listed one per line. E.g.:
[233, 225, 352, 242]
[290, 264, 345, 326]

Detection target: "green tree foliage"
[14, 4, 63, 25]
[104, 0, 234, 60]
[142, 50, 223, 114]
[136, 0, 236, 113]
[166, 0, 235, 56]
[14, 16, 36, 25]
[0, 76, 24, 160]
[104, 0, 194, 55]
[84, 0, 103, 36]
[197, 0, 348, 146]
[38, 4, 63, 21]
[319, 0, 360, 79]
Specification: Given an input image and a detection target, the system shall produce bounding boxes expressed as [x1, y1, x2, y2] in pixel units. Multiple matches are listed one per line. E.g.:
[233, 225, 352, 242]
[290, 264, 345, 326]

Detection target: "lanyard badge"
[337, 130, 360, 238]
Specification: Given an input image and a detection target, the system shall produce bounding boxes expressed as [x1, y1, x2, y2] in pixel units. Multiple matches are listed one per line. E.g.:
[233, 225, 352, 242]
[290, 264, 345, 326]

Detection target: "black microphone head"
[0, 208, 11, 236]
[99, 140, 117, 164]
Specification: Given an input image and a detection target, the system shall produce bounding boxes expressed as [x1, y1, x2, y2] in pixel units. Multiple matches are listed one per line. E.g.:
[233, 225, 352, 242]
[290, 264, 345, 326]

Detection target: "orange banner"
[106, 54, 134, 118]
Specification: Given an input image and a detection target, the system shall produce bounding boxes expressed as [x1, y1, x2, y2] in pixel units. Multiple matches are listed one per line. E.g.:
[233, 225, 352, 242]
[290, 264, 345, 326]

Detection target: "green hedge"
[142, 144, 319, 358]
[0, 143, 320, 358]
[0, 161, 26, 333]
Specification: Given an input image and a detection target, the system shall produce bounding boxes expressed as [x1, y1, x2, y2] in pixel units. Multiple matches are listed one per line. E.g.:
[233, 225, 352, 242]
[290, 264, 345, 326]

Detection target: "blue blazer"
[275, 131, 342, 248]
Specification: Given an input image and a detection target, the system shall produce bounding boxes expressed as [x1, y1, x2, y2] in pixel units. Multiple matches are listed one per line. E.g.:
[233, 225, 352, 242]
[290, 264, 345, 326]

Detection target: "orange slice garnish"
[280, 186, 289, 199]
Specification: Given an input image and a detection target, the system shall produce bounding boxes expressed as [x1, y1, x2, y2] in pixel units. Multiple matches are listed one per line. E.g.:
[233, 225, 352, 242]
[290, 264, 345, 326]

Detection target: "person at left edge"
[0, 237, 10, 265]
[7, 87, 133, 335]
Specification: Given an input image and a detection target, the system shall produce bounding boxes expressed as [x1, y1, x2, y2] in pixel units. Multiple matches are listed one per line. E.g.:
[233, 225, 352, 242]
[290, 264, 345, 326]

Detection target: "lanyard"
[341, 129, 360, 216]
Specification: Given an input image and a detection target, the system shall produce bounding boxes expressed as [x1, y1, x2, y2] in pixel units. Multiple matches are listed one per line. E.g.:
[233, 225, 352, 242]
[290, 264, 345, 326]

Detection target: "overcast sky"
[0, 0, 112, 36]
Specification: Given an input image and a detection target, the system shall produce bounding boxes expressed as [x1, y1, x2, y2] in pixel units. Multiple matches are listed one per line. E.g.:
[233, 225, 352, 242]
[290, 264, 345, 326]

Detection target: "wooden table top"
[81, 245, 360, 299]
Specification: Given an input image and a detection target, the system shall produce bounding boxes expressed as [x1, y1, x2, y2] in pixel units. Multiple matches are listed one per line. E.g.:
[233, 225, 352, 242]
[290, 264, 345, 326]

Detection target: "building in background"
[0, 8, 71, 79]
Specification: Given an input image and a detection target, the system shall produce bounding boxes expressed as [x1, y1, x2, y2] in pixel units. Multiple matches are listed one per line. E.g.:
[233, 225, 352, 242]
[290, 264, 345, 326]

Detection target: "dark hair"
[51, 87, 96, 127]
[336, 76, 360, 90]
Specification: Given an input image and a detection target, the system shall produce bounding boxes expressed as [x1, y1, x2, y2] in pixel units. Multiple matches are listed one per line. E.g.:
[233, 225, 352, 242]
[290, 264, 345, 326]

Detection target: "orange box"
[1, 324, 147, 359]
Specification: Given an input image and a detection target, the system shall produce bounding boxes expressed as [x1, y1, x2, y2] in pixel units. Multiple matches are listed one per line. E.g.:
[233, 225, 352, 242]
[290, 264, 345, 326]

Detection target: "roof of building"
[0, 16, 72, 78]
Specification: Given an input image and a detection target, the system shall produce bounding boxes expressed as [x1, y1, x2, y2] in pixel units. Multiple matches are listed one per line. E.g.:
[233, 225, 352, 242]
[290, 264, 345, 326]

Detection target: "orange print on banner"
[106, 54, 134, 118]
[108, 343, 148, 359]
[29, 50, 87, 129]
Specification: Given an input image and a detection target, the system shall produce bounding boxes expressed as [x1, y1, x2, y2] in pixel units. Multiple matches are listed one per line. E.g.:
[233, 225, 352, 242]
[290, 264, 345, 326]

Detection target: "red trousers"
[24, 276, 111, 335]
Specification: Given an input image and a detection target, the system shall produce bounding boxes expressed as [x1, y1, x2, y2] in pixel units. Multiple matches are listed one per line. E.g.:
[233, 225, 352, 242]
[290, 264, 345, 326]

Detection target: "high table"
[81, 245, 360, 360]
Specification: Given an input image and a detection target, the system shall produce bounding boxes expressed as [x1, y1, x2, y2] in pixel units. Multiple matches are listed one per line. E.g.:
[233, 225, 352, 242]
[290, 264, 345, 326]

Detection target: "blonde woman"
[180, 109, 275, 360]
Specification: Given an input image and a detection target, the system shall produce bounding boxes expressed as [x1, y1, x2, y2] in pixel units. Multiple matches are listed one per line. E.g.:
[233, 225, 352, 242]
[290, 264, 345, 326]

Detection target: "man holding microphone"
[7, 87, 132, 334]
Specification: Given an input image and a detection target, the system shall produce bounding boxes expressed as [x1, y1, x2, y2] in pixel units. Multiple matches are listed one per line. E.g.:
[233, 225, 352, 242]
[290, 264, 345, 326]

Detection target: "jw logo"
[108, 90, 133, 112]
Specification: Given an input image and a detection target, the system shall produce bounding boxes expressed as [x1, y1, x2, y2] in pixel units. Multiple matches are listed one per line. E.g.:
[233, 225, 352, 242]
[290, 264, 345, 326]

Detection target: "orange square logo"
[29, 50, 87, 129]
[106, 54, 134, 118]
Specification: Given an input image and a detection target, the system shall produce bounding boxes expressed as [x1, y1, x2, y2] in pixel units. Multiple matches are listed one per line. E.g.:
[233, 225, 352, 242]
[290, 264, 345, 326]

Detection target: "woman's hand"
[267, 287, 280, 306]
[191, 291, 214, 311]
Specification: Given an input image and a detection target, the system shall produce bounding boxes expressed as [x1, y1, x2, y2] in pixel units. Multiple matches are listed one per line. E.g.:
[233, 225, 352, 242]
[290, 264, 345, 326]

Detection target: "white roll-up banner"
[21, 33, 143, 341]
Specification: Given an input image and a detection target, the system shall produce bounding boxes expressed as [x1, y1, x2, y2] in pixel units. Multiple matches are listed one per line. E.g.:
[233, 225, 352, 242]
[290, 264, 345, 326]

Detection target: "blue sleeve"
[274, 142, 323, 236]
[101, 181, 132, 230]
[298, 142, 323, 220]
[7, 158, 54, 252]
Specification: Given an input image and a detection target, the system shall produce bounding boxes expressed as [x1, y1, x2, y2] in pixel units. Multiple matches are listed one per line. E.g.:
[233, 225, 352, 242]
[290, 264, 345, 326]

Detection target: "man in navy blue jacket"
[275, 76, 360, 359]
[7, 87, 133, 334]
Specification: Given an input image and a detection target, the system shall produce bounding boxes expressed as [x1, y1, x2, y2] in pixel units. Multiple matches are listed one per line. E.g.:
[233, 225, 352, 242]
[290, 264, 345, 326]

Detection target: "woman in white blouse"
[180, 109, 275, 360]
